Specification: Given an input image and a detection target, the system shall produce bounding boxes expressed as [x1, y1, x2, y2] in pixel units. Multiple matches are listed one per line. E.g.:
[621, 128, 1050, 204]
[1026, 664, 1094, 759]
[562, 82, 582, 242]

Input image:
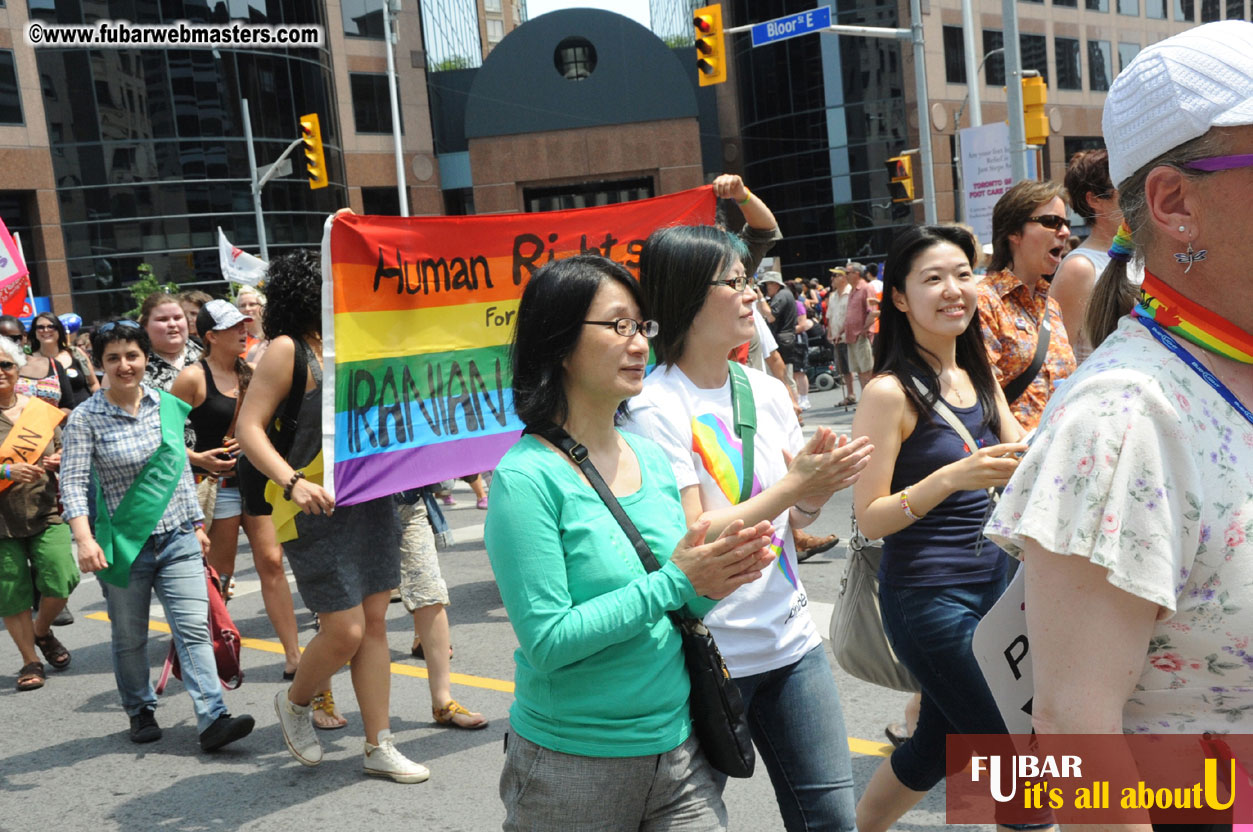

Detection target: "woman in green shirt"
[485, 254, 775, 831]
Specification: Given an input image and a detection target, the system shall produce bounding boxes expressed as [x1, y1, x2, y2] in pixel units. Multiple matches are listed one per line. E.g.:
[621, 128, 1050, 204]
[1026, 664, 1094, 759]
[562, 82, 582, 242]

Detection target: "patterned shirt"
[61, 386, 202, 533]
[144, 341, 202, 447]
[987, 317, 1253, 734]
[976, 268, 1077, 431]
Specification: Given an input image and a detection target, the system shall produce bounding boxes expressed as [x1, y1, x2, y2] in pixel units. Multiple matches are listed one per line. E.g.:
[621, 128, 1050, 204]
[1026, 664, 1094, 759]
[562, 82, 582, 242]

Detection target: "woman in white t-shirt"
[623, 225, 873, 832]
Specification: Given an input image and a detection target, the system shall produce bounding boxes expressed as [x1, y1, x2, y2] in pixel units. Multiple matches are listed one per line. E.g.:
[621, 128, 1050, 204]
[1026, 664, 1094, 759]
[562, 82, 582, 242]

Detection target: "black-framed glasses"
[0, 361, 16, 372]
[1026, 215, 1070, 231]
[711, 275, 752, 292]
[34, 324, 57, 332]
[98, 319, 141, 334]
[582, 318, 659, 338]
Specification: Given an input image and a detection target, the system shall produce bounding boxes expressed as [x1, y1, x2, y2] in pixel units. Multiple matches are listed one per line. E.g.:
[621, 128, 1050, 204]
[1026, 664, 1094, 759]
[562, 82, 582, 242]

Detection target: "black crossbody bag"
[529, 423, 756, 778]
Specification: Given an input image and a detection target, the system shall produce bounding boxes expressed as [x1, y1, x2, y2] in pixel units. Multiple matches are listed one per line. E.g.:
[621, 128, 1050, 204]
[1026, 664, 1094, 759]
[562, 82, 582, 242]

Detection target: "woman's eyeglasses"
[34, 324, 57, 332]
[98, 319, 141, 334]
[0, 361, 16, 371]
[1183, 153, 1253, 173]
[711, 275, 752, 292]
[1026, 214, 1070, 231]
[582, 318, 660, 339]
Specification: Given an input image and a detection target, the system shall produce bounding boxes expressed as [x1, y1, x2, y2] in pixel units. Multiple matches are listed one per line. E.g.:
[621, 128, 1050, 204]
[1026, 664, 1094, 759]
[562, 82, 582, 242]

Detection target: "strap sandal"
[34, 630, 71, 670]
[310, 689, 347, 730]
[411, 637, 453, 661]
[17, 661, 45, 691]
[433, 699, 488, 730]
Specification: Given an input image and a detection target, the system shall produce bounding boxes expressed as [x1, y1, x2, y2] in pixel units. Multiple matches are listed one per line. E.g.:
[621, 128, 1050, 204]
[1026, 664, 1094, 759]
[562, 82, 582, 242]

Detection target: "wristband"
[793, 503, 820, 518]
[283, 470, 306, 501]
[736, 189, 752, 206]
[193, 521, 205, 531]
[900, 489, 922, 521]
[2, 464, 8, 480]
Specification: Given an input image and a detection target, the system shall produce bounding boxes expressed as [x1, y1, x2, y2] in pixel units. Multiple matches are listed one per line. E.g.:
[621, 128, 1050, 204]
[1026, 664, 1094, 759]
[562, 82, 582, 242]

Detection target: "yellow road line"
[84, 612, 889, 756]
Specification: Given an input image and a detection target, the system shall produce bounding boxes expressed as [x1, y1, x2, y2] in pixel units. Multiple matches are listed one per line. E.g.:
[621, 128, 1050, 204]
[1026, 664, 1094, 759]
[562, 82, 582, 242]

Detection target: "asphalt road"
[0, 385, 980, 832]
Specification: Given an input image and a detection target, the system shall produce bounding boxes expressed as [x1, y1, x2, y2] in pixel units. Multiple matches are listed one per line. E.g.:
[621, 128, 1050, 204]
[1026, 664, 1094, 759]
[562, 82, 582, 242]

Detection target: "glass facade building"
[730, 0, 909, 273]
[29, 0, 347, 321]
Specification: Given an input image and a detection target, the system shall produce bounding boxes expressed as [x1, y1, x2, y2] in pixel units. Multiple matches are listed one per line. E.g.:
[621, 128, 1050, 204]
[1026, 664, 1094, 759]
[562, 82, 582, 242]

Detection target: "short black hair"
[511, 254, 644, 429]
[0, 314, 25, 340]
[263, 249, 322, 340]
[92, 319, 151, 367]
[639, 225, 743, 365]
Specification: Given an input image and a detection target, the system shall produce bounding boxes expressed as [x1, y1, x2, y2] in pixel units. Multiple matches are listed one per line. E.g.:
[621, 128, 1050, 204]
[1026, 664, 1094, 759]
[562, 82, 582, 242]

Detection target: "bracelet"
[193, 521, 205, 531]
[793, 503, 820, 518]
[736, 188, 752, 206]
[1, 464, 8, 480]
[900, 489, 922, 521]
[283, 470, 306, 501]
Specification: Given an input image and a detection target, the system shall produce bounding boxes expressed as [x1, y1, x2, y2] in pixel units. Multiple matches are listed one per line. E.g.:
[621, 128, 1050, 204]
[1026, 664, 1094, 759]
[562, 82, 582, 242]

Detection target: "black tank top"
[189, 359, 238, 477]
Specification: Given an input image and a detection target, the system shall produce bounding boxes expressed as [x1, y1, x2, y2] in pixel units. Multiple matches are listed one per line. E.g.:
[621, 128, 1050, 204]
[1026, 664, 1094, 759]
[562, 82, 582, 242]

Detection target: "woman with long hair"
[850, 225, 1040, 832]
[237, 249, 426, 782]
[171, 299, 303, 681]
[624, 225, 872, 832]
[485, 253, 774, 830]
[28, 312, 97, 408]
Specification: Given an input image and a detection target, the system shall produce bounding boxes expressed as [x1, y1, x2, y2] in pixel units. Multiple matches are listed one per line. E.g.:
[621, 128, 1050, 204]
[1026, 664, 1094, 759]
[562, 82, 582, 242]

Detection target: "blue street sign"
[750, 7, 832, 47]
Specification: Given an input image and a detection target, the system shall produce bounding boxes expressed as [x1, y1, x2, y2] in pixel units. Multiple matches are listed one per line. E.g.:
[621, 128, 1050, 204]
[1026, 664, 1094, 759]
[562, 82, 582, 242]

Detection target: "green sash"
[96, 391, 193, 588]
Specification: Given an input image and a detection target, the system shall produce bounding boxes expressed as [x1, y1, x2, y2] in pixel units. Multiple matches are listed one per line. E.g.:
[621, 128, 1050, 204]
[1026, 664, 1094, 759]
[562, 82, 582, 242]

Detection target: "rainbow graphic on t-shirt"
[770, 531, 798, 589]
[691, 413, 763, 504]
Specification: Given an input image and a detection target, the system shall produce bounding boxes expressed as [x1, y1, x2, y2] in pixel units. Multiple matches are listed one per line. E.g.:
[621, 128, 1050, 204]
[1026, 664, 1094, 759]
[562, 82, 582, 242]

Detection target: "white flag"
[218, 227, 268, 286]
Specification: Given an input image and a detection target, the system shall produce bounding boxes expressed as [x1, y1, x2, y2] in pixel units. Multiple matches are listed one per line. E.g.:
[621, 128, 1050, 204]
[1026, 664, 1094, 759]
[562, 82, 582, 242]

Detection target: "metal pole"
[382, 0, 409, 217]
[1002, 0, 1028, 181]
[909, 0, 937, 224]
[960, 0, 981, 127]
[241, 97, 268, 261]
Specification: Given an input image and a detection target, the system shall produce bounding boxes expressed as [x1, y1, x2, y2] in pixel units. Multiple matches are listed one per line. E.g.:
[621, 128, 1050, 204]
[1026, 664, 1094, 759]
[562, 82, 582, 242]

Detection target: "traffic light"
[693, 4, 726, 87]
[1022, 76, 1048, 146]
[299, 112, 328, 190]
[886, 155, 915, 203]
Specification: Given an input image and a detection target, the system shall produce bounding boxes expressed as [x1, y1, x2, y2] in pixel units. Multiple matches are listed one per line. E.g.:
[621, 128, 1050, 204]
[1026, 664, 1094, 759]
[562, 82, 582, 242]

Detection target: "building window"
[943, 26, 967, 84]
[524, 177, 654, 213]
[0, 51, 22, 125]
[983, 29, 1005, 86]
[1086, 0, 1109, 10]
[1055, 0, 1078, 7]
[349, 73, 402, 134]
[484, 0, 502, 10]
[361, 186, 402, 216]
[554, 37, 597, 81]
[1202, 0, 1221, 17]
[1176, 0, 1195, 19]
[1118, 41, 1140, 72]
[1146, 0, 1168, 14]
[1055, 38, 1082, 90]
[486, 18, 505, 43]
[1088, 40, 1113, 91]
[342, 0, 384, 38]
[1118, 0, 1140, 14]
[1228, 0, 1245, 16]
[1021, 33, 1049, 86]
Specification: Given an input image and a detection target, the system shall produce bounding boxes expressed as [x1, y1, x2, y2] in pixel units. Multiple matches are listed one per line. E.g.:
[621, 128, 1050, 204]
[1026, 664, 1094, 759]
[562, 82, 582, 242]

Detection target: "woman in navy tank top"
[849, 226, 1049, 832]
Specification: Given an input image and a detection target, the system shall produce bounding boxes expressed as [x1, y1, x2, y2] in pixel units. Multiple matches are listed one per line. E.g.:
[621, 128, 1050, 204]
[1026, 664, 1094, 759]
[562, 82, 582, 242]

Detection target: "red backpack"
[156, 559, 244, 694]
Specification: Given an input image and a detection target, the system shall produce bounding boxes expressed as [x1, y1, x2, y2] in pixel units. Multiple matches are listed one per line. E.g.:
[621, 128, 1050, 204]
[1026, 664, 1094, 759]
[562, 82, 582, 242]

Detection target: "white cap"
[1104, 20, 1253, 186]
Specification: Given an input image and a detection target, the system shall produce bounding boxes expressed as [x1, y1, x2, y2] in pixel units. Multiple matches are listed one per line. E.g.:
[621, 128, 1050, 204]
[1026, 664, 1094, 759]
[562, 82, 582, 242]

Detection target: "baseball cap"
[758, 271, 785, 287]
[828, 266, 846, 275]
[196, 298, 252, 338]
[1104, 20, 1253, 186]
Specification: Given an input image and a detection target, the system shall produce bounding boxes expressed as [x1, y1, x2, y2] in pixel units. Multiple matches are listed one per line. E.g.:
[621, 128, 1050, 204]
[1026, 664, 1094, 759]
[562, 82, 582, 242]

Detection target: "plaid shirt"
[976, 268, 1077, 431]
[61, 385, 202, 533]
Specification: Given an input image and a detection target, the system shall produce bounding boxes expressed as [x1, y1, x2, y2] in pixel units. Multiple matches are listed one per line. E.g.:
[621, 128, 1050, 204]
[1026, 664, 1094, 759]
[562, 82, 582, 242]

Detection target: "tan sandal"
[433, 699, 488, 730]
[311, 689, 347, 730]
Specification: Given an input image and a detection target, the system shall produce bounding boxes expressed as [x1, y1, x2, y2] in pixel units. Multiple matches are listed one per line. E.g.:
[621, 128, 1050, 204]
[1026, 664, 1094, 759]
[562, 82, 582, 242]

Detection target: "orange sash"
[0, 397, 65, 493]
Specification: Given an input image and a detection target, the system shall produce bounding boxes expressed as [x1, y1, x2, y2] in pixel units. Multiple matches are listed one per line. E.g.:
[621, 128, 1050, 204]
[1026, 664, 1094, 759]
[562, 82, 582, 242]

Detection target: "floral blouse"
[987, 317, 1253, 734]
[976, 268, 1077, 431]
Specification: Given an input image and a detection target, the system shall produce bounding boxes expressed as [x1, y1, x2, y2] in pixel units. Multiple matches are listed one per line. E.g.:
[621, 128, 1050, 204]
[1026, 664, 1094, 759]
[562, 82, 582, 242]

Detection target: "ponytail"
[1083, 221, 1138, 350]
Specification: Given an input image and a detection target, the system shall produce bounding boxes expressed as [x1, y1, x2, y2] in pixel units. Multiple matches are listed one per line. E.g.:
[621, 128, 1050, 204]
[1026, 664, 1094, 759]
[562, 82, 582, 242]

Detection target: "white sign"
[972, 567, 1034, 734]
[959, 123, 1014, 247]
[218, 227, 268, 286]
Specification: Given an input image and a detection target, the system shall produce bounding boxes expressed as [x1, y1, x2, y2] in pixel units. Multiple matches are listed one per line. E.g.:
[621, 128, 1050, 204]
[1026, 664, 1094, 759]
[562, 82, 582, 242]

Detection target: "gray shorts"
[500, 731, 726, 831]
[397, 500, 449, 610]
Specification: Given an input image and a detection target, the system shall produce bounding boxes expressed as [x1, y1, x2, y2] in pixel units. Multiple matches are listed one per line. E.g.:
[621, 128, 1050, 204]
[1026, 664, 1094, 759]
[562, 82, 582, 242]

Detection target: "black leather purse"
[530, 424, 756, 778]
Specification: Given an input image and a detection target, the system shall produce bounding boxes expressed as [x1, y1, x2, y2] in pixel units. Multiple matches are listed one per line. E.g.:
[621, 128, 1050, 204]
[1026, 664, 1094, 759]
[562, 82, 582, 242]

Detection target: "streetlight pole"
[1002, 0, 1029, 181]
[960, 0, 982, 127]
[241, 97, 268, 261]
[382, 0, 409, 217]
[951, 47, 1004, 221]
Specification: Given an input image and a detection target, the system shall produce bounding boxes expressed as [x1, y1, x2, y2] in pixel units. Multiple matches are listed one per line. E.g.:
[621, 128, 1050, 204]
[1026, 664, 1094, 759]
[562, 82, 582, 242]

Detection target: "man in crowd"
[843, 263, 876, 394]
[825, 266, 857, 406]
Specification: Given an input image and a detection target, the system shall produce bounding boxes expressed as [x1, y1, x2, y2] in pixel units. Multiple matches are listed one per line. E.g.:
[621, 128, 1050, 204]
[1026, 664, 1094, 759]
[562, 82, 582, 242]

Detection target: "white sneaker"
[800, 397, 812, 411]
[364, 730, 430, 783]
[274, 690, 322, 766]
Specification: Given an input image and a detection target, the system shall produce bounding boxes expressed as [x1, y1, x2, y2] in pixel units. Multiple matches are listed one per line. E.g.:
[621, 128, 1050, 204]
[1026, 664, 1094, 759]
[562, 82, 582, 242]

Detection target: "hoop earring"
[1174, 239, 1208, 273]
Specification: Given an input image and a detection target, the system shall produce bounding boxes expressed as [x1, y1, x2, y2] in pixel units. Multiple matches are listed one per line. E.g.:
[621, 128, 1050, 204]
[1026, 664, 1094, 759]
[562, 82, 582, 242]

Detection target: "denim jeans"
[103, 525, 227, 733]
[729, 646, 857, 832]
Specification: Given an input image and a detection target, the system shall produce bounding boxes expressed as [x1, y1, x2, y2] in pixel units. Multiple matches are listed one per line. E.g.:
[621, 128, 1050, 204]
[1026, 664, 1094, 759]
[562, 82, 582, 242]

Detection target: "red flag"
[0, 272, 29, 317]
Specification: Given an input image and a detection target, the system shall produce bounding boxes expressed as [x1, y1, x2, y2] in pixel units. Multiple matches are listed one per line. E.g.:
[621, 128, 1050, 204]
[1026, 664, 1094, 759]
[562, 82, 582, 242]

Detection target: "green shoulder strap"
[96, 391, 193, 588]
[727, 361, 757, 505]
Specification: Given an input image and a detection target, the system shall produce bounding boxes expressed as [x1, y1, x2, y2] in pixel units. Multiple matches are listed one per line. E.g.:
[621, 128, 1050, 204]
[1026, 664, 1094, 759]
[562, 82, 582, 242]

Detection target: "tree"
[126, 263, 178, 319]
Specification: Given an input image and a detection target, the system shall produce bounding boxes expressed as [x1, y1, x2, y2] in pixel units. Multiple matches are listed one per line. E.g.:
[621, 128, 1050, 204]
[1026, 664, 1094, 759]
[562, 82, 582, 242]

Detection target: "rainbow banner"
[320, 186, 716, 506]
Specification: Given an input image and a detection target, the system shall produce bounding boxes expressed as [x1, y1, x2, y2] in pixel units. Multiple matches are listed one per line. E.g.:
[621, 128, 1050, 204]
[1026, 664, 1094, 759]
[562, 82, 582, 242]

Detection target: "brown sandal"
[34, 631, 70, 670]
[311, 689, 347, 730]
[17, 661, 45, 691]
[433, 699, 488, 730]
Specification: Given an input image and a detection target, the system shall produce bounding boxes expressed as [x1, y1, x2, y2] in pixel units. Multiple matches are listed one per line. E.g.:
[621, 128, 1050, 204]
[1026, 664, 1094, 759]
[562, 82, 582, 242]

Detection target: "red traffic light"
[694, 14, 713, 33]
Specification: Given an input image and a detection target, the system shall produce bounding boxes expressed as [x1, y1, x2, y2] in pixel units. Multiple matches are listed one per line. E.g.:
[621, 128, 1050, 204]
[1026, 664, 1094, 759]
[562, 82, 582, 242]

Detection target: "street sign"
[750, 7, 831, 47]
[258, 158, 292, 181]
